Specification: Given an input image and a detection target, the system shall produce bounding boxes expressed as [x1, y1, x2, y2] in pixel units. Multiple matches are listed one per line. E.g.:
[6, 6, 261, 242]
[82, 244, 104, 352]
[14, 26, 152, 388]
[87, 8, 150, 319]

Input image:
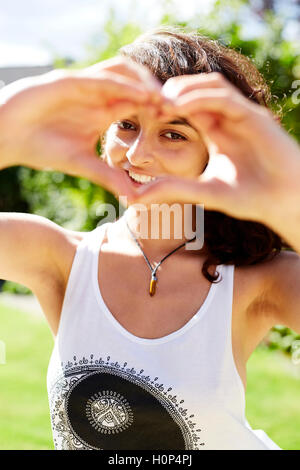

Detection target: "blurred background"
[0, 0, 299, 450]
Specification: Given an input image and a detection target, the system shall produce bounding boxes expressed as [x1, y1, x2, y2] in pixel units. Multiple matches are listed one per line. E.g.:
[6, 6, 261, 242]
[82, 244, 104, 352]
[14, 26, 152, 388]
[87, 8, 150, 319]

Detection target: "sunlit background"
[0, 0, 299, 450]
[0, 0, 299, 69]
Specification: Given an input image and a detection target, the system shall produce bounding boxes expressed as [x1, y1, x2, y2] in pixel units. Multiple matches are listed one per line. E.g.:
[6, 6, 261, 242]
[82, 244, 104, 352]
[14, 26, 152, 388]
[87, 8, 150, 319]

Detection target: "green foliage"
[1, 281, 31, 295]
[17, 167, 112, 231]
[263, 325, 300, 355]
[167, 1, 300, 140]
[0, 167, 30, 213]
[77, 8, 143, 67]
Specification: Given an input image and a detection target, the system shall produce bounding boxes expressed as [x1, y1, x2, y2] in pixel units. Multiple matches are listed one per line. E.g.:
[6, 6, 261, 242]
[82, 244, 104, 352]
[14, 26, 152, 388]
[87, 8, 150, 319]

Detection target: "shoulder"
[234, 248, 297, 290]
[229, 252, 297, 364]
[0, 212, 87, 289]
[30, 223, 92, 335]
[48, 227, 90, 288]
[250, 249, 300, 311]
[0, 213, 94, 335]
[31, 216, 91, 290]
[233, 249, 300, 329]
[258, 249, 300, 332]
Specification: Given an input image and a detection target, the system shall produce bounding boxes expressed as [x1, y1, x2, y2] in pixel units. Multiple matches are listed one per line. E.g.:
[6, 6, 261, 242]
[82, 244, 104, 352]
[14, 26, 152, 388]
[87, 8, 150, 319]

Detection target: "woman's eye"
[164, 131, 187, 141]
[116, 122, 186, 141]
[117, 121, 135, 130]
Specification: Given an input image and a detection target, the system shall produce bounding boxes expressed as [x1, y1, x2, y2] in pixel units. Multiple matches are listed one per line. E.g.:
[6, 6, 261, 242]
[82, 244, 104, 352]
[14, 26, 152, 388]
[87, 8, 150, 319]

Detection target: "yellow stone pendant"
[149, 274, 157, 296]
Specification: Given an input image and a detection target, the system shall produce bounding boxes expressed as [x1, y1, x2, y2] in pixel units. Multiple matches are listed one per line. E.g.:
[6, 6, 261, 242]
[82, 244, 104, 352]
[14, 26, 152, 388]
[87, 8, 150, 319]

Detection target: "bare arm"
[266, 250, 300, 335]
[0, 57, 164, 332]
[0, 212, 86, 334]
[0, 212, 74, 292]
[0, 57, 163, 197]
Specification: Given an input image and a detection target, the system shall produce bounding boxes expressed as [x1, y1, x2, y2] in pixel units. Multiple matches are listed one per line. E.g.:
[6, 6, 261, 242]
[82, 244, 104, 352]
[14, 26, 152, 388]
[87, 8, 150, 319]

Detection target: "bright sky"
[0, 0, 298, 67]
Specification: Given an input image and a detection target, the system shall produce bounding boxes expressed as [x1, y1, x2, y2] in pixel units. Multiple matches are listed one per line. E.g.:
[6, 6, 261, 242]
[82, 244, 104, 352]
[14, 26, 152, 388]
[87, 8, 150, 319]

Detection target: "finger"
[63, 151, 137, 200]
[1, 73, 152, 120]
[40, 101, 143, 136]
[81, 56, 163, 103]
[187, 112, 261, 174]
[106, 57, 162, 91]
[81, 56, 160, 88]
[187, 111, 248, 156]
[174, 88, 255, 122]
[0, 68, 71, 106]
[188, 111, 218, 135]
[70, 72, 154, 105]
[131, 173, 232, 212]
[162, 72, 233, 100]
[189, 104, 272, 145]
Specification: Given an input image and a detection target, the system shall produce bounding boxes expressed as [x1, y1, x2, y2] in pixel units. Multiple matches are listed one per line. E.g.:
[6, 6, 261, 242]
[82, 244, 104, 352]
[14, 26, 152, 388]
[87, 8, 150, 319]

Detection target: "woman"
[0, 26, 300, 450]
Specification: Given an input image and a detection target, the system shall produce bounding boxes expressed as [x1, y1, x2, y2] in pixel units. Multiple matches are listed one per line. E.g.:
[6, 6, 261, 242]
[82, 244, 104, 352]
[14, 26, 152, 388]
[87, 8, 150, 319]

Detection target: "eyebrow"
[129, 115, 198, 133]
[166, 118, 197, 132]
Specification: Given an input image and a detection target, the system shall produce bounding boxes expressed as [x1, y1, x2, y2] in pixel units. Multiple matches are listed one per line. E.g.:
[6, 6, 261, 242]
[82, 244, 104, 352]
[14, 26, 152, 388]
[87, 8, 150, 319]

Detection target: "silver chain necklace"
[125, 219, 196, 297]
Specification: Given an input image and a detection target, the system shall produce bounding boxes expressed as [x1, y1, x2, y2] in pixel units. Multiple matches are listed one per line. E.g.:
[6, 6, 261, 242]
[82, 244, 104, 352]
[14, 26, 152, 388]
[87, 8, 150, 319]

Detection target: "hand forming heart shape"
[130, 72, 300, 230]
[0, 56, 171, 203]
[0, 56, 299, 231]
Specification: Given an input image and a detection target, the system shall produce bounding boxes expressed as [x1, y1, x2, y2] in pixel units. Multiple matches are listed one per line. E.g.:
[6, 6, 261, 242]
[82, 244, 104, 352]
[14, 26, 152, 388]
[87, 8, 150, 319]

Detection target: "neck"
[116, 203, 205, 260]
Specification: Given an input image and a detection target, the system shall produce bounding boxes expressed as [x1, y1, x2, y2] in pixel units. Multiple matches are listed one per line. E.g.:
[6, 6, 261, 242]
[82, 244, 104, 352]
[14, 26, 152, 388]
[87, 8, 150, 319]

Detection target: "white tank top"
[47, 221, 282, 450]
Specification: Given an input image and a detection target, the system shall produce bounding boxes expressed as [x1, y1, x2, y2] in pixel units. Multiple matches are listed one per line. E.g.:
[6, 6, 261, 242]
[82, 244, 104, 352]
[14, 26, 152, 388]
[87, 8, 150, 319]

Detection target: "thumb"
[66, 152, 137, 201]
[132, 173, 229, 210]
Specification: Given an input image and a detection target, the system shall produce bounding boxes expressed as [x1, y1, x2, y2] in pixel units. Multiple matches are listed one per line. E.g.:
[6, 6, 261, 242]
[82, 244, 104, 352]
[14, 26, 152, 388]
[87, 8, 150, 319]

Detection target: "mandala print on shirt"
[86, 390, 133, 434]
[48, 354, 205, 450]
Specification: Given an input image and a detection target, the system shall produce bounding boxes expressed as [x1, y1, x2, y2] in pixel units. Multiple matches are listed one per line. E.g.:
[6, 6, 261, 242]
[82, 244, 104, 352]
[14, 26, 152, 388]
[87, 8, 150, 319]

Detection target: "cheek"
[192, 142, 209, 176]
[105, 140, 128, 164]
[104, 127, 130, 162]
[163, 145, 208, 178]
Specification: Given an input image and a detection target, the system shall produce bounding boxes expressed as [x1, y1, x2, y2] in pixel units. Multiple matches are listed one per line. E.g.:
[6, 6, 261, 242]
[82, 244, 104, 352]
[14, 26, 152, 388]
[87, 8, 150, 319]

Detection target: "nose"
[125, 133, 155, 167]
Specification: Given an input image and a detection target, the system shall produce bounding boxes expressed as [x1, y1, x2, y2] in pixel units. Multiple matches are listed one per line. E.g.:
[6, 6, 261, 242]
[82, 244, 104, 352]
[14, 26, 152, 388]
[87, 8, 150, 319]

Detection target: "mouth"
[125, 170, 157, 187]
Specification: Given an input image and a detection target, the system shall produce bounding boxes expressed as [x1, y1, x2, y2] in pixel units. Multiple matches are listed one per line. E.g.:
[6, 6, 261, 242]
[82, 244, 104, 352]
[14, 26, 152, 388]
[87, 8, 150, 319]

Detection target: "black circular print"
[49, 355, 204, 450]
[85, 389, 133, 434]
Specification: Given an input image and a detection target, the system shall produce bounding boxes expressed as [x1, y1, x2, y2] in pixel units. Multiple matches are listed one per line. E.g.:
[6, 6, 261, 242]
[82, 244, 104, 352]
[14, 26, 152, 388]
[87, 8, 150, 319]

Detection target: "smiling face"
[101, 108, 209, 193]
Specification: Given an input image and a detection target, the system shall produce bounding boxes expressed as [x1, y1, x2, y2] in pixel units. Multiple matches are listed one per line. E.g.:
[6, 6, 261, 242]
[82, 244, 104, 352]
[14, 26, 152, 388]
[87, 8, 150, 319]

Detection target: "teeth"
[128, 170, 157, 183]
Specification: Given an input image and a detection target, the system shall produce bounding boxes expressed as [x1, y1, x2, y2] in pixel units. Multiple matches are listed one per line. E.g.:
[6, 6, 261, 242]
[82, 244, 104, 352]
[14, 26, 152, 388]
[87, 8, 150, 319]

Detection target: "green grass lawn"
[246, 347, 300, 450]
[0, 301, 299, 450]
[0, 301, 54, 450]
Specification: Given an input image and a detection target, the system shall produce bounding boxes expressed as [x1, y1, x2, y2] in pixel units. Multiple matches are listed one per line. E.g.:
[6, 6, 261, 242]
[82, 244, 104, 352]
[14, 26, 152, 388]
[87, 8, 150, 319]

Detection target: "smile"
[127, 170, 157, 184]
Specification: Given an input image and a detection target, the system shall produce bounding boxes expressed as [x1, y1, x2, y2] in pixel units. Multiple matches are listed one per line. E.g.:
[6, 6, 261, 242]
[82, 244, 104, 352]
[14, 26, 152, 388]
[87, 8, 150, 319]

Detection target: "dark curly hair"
[117, 25, 292, 282]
